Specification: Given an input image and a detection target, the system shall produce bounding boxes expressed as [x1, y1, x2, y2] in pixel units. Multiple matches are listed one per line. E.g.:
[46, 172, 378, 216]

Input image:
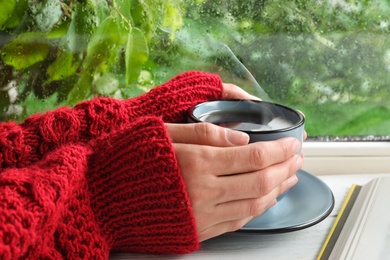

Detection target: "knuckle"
[248, 144, 267, 169]
[256, 171, 272, 195]
[194, 122, 216, 141]
[229, 218, 250, 232]
[248, 199, 264, 216]
[280, 139, 292, 159]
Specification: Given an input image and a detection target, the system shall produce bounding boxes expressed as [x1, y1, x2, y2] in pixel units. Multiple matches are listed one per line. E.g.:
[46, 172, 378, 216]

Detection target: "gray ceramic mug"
[187, 100, 305, 200]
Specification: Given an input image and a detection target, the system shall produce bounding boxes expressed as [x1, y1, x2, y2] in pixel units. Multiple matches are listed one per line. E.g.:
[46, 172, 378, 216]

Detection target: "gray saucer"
[239, 169, 334, 233]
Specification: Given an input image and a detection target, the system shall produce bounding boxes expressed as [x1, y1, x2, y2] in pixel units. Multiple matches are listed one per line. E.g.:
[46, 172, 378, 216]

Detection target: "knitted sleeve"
[0, 116, 197, 258]
[87, 117, 198, 254]
[0, 71, 222, 170]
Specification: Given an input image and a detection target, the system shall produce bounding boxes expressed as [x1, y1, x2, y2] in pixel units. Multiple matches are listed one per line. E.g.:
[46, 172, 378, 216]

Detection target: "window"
[1, 0, 389, 173]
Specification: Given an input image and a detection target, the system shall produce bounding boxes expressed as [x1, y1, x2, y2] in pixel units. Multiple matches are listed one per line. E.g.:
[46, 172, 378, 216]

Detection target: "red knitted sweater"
[0, 71, 223, 259]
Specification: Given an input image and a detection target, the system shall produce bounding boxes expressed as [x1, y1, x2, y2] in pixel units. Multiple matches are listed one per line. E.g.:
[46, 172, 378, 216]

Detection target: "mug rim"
[188, 99, 305, 134]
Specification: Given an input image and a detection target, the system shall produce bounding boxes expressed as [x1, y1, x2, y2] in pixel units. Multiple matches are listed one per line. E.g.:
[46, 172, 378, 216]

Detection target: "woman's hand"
[166, 123, 303, 242]
[222, 83, 261, 100]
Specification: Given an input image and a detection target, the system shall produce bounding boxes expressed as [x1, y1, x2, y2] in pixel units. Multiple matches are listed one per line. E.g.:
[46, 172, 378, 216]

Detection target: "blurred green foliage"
[0, 0, 389, 137]
[0, 0, 183, 118]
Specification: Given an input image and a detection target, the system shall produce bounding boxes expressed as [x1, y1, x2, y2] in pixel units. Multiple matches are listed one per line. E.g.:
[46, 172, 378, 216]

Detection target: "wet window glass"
[1, 0, 389, 140]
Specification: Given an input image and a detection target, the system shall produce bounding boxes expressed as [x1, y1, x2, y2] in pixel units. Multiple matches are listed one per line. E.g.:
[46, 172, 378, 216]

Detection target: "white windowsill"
[302, 141, 390, 175]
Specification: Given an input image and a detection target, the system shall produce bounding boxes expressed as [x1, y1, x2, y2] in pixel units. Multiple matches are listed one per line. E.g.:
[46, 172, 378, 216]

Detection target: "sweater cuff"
[87, 117, 198, 254]
[123, 71, 223, 123]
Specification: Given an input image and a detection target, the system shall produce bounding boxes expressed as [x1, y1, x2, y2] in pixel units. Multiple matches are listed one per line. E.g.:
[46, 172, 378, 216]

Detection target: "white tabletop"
[110, 173, 390, 260]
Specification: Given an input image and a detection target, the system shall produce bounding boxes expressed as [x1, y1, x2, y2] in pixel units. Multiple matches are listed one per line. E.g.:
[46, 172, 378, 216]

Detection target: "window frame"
[303, 141, 390, 175]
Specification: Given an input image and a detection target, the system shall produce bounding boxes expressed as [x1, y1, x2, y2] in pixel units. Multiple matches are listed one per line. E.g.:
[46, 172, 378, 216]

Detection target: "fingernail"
[226, 129, 250, 145]
[267, 199, 277, 209]
[286, 174, 298, 188]
[293, 139, 301, 153]
[250, 94, 262, 101]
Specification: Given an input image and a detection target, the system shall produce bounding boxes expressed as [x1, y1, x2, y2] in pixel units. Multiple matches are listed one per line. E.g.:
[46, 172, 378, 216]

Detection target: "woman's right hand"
[166, 122, 303, 242]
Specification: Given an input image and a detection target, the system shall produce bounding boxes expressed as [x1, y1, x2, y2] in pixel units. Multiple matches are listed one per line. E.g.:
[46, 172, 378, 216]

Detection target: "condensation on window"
[0, 0, 389, 139]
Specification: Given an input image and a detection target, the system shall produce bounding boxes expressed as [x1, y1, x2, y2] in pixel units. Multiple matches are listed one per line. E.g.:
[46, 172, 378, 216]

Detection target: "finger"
[197, 174, 298, 241]
[198, 196, 277, 232]
[198, 216, 254, 242]
[166, 122, 249, 146]
[222, 83, 260, 100]
[208, 137, 302, 176]
[216, 154, 302, 202]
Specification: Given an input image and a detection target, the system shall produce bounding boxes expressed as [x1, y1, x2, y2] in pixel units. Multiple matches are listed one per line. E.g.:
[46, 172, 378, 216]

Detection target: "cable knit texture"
[0, 71, 223, 259]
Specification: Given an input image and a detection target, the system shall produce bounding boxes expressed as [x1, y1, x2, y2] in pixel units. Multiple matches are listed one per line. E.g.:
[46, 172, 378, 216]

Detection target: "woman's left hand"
[222, 83, 260, 100]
